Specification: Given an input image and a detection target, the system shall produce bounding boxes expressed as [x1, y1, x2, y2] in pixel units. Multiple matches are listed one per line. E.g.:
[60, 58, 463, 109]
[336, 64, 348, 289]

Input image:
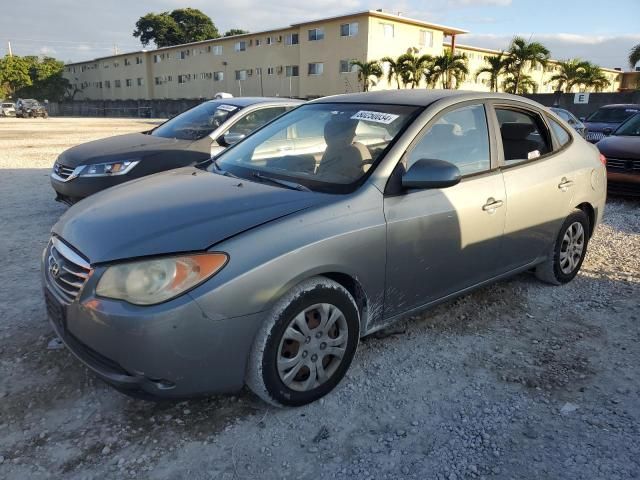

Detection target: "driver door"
[383, 103, 506, 317]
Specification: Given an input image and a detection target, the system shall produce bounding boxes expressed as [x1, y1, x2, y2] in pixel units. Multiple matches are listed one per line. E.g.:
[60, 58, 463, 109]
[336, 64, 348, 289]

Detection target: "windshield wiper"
[251, 172, 311, 192]
[211, 159, 240, 179]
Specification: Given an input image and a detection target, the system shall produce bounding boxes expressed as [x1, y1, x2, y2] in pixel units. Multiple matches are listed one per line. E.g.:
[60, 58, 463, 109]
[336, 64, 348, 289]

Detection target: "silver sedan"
[42, 90, 606, 406]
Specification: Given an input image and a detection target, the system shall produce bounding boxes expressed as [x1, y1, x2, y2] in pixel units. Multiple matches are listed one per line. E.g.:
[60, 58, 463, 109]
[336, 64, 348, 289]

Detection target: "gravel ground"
[0, 117, 639, 480]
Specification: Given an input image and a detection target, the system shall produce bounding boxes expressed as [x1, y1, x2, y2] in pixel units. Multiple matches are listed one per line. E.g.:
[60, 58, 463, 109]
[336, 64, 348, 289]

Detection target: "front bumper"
[42, 242, 265, 398]
[50, 172, 131, 204]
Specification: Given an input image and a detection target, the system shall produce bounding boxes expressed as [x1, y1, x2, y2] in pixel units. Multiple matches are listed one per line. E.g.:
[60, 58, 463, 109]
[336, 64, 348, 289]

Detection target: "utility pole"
[114, 44, 119, 55]
[7, 41, 13, 57]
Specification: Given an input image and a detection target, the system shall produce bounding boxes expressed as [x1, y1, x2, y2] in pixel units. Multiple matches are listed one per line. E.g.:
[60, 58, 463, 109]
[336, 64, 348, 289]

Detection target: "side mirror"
[220, 131, 246, 147]
[402, 159, 461, 190]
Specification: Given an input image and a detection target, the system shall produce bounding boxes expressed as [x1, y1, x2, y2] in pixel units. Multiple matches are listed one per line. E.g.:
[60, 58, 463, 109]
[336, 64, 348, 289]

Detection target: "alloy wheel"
[559, 221, 585, 274]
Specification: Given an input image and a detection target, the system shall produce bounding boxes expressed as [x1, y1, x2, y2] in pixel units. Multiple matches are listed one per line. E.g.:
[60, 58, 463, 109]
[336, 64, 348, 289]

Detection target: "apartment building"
[64, 10, 466, 100]
[64, 9, 623, 101]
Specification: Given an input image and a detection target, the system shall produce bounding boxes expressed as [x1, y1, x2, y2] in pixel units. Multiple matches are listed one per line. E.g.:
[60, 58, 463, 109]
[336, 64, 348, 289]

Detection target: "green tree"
[503, 73, 538, 94]
[429, 51, 469, 89]
[380, 56, 405, 89]
[629, 43, 640, 69]
[15, 56, 71, 101]
[397, 50, 432, 88]
[548, 59, 589, 92]
[133, 8, 219, 48]
[504, 36, 549, 94]
[0, 55, 32, 98]
[224, 29, 249, 37]
[578, 63, 611, 92]
[475, 53, 507, 92]
[350, 60, 383, 92]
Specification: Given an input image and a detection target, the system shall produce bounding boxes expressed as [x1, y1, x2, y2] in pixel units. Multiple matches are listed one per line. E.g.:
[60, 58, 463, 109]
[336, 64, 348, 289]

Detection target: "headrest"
[501, 122, 535, 140]
[324, 117, 358, 145]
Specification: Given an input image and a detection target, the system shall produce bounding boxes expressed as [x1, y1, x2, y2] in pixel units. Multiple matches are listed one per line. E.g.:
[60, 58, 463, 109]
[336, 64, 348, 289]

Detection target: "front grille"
[586, 131, 606, 142]
[46, 238, 91, 304]
[607, 157, 640, 173]
[53, 162, 76, 180]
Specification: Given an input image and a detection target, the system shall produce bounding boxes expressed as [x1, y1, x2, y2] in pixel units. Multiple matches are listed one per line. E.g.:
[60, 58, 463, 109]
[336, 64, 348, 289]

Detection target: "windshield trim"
[212, 102, 424, 195]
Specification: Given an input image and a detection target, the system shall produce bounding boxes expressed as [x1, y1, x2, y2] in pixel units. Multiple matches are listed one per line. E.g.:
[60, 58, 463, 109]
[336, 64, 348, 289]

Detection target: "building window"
[153, 54, 161, 63]
[255, 38, 262, 47]
[154, 77, 162, 85]
[114, 61, 120, 68]
[125, 79, 132, 87]
[235, 41, 247, 52]
[211, 45, 223, 55]
[179, 50, 190, 60]
[308, 28, 325, 41]
[285, 65, 299, 77]
[255, 67, 262, 75]
[339, 59, 353, 73]
[235, 70, 248, 80]
[308, 63, 324, 75]
[266, 36, 273, 45]
[114, 80, 121, 88]
[136, 56, 143, 64]
[124, 58, 131, 66]
[178, 74, 189, 84]
[382, 23, 394, 38]
[105, 80, 111, 88]
[214, 71, 224, 81]
[103, 62, 109, 68]
[98, 81, 103, 89]
[137, 78, 144, 86]
[267, 67, 275, 75]
[419, 30, 433, 48]
[340, 22, 359, 37]
[285, 33, 299, 45]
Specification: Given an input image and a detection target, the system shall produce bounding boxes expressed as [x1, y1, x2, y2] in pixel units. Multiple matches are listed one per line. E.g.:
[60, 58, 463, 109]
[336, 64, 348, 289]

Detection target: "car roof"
[309, 89, 536, 107]
[205, 97, 303, 107]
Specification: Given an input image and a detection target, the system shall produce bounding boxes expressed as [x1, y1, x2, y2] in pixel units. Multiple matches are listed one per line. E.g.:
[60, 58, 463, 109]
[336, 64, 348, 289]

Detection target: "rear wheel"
[246, 277, 359, 407]
[535, 209, 590, 285]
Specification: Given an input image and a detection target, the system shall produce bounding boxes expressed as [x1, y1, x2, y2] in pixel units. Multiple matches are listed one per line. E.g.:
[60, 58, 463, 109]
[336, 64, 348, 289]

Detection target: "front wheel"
[246, 277, 360, 407]
[535, 209, 590, 285]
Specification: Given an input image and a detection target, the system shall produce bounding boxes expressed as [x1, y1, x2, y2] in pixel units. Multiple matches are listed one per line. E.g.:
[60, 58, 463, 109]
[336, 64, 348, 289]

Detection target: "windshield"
[211, 103, 420, 193]
[2, 103, 14, 108]
[586, 107, 639, 123]
[152, 101, 242, 140]
[614, 113, 640, 136]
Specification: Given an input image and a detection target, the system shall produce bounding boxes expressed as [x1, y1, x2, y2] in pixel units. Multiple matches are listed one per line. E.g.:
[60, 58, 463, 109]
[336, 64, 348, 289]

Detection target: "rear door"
[489, 102, 576, 271]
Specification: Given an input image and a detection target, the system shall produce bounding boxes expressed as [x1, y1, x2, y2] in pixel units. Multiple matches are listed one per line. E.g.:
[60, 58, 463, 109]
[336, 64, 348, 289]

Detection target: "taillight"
[599, 154, 607, 166]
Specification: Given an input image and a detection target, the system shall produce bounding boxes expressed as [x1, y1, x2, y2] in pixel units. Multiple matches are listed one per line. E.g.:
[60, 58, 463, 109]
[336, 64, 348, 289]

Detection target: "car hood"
[57, 132, 195, 167]
[597, 136, 640, 158]
[53, 167, 329, 263]
[583, 121, 621, 133]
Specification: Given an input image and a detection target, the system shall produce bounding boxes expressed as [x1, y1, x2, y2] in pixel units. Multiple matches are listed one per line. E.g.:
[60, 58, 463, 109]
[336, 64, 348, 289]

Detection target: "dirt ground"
[0, 117, 639, 480]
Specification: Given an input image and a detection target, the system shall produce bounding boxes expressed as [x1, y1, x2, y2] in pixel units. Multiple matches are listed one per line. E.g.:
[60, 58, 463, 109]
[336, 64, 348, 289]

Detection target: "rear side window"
[548, 117, 571, 147]
[495, 108, 551, 164]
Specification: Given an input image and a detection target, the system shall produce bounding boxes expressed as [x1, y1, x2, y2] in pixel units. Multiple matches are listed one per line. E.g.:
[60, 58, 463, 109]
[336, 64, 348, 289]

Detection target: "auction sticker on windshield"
[351, 110, 399, 124]
[218, 104, 238, 112]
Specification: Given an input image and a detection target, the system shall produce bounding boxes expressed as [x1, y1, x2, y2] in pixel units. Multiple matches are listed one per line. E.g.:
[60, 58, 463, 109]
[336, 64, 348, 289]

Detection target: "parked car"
[50, 97, 301, 204]
[596, 113, 640, 196]
[550, 107, 586, 138]
[1, 102, 16, 117]
[43, 90, 605, 406]
[16, 98, 48, 118]
[583, 104, 640, 143]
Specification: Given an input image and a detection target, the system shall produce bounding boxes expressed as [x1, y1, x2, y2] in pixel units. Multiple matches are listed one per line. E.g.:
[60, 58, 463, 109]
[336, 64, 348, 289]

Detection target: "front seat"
[317, 118, 371, 181]
[500, 122, 540, 161]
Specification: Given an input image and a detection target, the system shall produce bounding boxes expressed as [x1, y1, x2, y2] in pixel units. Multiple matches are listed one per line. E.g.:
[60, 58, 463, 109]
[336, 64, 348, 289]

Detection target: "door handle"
[558, 178, 574, 191]
[482, 198, 504, 212]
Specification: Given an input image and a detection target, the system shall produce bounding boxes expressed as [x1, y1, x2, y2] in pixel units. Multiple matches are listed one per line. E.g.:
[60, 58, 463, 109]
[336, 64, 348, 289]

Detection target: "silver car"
[42, 90, 606, 406]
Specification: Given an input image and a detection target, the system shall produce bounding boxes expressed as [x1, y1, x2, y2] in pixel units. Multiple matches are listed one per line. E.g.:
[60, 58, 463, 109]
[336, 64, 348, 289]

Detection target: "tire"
[246, 277, 360, 407]
[535, 209, 590, 285]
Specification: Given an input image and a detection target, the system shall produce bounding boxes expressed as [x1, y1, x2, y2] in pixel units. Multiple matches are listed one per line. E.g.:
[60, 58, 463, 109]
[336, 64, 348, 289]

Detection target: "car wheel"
[246, 277, 360, 407]
[535, 209, 590, 285]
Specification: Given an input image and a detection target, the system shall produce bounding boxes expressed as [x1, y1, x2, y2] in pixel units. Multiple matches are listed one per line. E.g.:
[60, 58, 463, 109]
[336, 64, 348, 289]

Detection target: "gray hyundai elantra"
[42, 90, 606, 406]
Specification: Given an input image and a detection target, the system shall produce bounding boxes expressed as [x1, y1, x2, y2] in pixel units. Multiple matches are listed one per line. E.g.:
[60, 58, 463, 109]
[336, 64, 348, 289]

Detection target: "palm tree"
[505, 36, 550, 94]
[548, 59, 589, 92]
[629, 43, 640, 69]
[429, 51, 469, 89]
[350, 60, 383, 92]
[397, 50, 433, 88]
[475, 53, 507, 92]
[578, 63, 611, 92]
[380, 56, 404, 89]
[503, 73, 538, 94]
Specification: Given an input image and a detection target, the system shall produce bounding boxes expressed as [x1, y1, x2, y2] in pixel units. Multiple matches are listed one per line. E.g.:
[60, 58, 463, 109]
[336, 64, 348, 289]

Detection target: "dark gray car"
[550, 107, 586, 138]
[583, 103, 640, 143]
[50, 97, 300, 204]
[42, 90, 606, 406]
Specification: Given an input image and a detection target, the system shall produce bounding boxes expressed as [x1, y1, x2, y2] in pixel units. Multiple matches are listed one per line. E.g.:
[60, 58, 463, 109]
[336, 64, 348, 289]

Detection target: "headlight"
[79, 160, 139, 177]
[96, 253, 228, 305]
